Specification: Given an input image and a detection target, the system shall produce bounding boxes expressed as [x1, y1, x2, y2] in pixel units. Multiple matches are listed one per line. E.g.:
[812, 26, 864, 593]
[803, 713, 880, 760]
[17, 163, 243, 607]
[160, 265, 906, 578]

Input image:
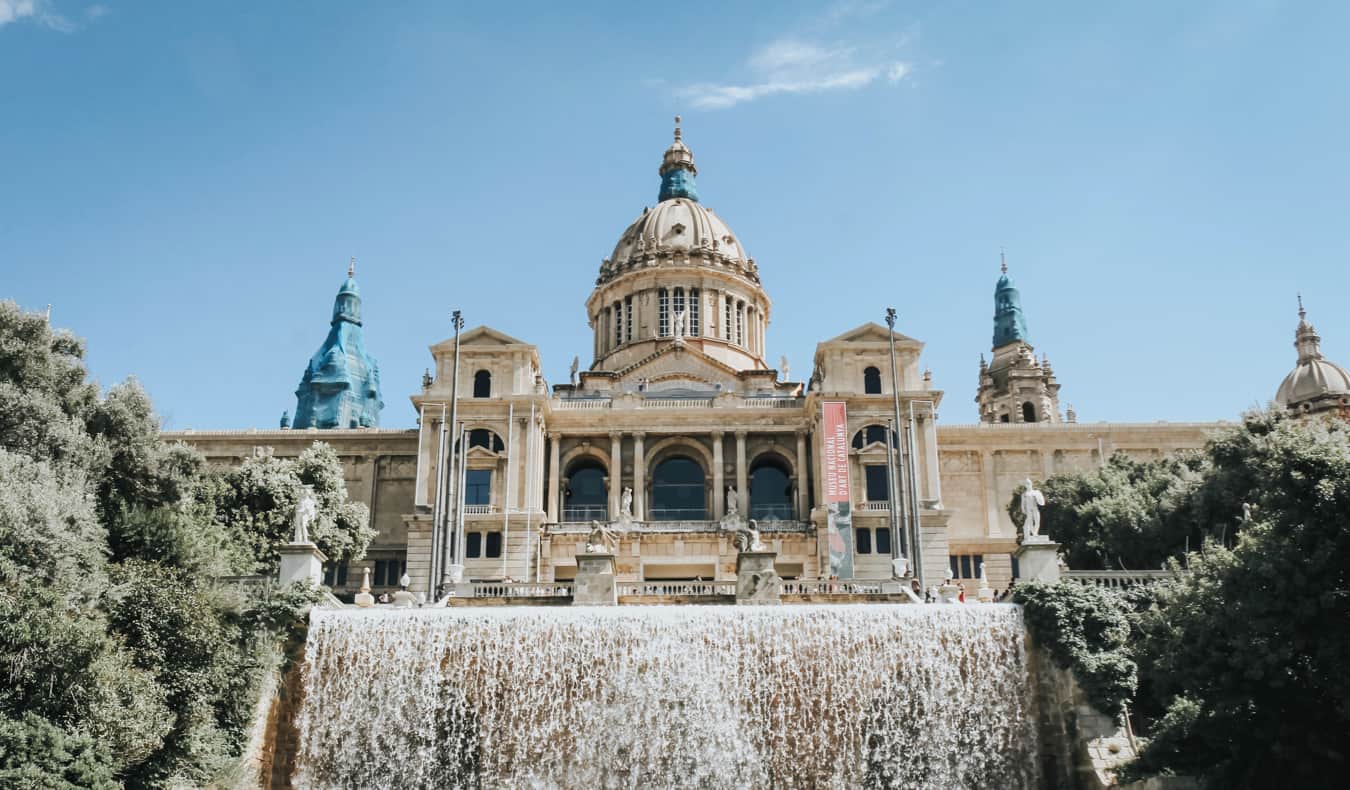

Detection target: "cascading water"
[295, 604, 1037, 789]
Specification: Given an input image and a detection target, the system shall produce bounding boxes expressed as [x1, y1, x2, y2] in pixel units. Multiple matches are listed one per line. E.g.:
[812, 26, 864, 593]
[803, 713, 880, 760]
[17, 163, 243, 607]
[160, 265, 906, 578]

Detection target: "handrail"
[1062, 570, 1177, 589]
[616, 581, 736, 597]
[468, 582, 574, 598]
[781, 579, 886, 595]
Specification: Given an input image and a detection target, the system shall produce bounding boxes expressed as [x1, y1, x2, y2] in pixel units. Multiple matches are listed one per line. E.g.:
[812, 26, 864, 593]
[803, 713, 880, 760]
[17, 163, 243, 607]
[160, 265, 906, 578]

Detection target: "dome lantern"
[658, 115, 700, 203]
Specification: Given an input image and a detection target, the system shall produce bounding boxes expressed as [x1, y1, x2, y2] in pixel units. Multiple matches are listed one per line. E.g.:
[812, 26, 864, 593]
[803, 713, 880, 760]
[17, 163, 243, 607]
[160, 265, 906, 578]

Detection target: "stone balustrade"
[1063, 570, 1177, 589]
[552, 395, 804, 411]
[615, 581, 736, 597]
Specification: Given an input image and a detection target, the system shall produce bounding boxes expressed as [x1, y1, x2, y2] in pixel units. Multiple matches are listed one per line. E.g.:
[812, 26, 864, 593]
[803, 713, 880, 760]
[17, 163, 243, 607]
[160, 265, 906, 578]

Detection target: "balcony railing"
[642, 398, 714, 409]
[562, 504, 608, 522]
[463, 504, 494, 515]
[616, 581, 736, 598]
[741, 397, 802, 409]
[648, 507, 709, 521]
[781, 579, 886, 596]
[749, 503, 795, 520]
[1063, 570, 1177, 589]
[467, 582, 574, 599]
[555, 399, 612, 410]
[859, 501, 892, 512]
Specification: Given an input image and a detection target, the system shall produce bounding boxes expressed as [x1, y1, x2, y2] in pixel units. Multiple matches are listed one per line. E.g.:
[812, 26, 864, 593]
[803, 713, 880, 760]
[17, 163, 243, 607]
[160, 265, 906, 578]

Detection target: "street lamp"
[439, 310, 466, 595]
[884, 308, 919, 584]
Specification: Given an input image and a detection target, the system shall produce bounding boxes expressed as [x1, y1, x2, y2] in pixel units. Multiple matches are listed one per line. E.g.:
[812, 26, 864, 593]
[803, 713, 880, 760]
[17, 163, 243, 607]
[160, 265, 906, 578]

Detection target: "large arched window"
[563, 459, 607, 522]
[749, 456, 793, 520]
[473, 370, 491, 398]
[1022, 402, 1037, 423]
[863, 366, 882, 394]
[650, 456, 705, 521]
[466, 429, 505, 452]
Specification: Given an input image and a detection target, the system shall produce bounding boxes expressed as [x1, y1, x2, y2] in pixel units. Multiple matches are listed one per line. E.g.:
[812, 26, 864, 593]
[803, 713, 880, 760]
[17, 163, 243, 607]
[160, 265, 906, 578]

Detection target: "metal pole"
[455, 425, 468, 574]
[884, 308, 912, 578]
[439, 310, 465, 592]
[884, 417, 902, 559]
[501, 402, 515, 580]
[430, 404, 447, 593]
[524, 402, 536, 582]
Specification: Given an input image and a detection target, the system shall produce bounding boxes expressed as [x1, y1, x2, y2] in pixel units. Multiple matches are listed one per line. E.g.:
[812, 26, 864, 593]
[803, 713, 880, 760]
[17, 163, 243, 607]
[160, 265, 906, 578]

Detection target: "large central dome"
[584, 118, 772, 376]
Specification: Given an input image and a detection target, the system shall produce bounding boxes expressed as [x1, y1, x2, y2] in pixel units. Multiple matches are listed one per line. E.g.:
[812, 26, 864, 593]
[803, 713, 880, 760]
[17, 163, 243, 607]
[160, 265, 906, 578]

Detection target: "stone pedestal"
[1015, 537, 1062, 584]
[735, 551, 781, 605]
[574, 552, 617, 606]
[278, 543, 327, 587]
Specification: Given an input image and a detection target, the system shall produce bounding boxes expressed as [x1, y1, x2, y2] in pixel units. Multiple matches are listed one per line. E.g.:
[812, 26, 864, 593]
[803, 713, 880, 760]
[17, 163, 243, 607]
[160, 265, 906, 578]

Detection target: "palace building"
[166, 120, 1346, 599]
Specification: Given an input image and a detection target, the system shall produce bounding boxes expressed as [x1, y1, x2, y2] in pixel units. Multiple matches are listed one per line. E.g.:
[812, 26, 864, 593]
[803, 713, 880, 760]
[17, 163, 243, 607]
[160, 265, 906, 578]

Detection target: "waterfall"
[295, 604, 1037, 789]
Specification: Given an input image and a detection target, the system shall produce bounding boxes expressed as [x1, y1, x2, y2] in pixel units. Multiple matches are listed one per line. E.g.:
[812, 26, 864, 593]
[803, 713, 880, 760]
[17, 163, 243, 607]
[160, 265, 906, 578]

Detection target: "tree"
[1125, 413, 1350, 787]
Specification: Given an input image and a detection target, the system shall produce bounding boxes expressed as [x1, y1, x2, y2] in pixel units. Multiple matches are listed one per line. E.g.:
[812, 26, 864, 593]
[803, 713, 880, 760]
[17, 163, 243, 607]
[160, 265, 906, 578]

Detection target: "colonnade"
[544, 429, 811, 524]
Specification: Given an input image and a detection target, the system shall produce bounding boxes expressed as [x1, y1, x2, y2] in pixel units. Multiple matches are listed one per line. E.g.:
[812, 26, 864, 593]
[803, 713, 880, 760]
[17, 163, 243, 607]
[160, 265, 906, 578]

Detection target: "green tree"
[1126, 413, 1350, 787]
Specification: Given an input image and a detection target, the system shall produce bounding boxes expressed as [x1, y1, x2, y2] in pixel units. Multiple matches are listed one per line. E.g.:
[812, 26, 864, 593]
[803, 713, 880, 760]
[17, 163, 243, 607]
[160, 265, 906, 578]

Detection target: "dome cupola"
[658, 115, 699, 202]
[1275, 295, 1350, 415]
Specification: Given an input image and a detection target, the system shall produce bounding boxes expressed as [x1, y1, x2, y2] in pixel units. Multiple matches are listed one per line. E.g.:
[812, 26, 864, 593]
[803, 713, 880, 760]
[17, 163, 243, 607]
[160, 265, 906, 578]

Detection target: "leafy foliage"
[0, 301, 362, 786]
[1012, 580, 1137, 716]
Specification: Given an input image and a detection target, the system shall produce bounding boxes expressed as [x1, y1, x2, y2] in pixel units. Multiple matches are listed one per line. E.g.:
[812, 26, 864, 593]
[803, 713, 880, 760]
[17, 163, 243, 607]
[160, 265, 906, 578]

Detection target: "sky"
[4, 0, 1349, 430]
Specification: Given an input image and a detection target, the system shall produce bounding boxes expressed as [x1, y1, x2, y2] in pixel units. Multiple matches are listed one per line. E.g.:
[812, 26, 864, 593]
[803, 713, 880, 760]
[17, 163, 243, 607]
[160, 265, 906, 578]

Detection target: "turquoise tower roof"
[992, 255, 1030, 349]
[292, 259, 384, 429]
[658, 115, 700, 203]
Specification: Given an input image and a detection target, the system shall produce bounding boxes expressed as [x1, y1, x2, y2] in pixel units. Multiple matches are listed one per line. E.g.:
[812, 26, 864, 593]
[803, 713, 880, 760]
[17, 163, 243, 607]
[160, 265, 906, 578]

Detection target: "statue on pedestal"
[780, 355, 790, 381]
[1020, 479, 1046, 540]
[569, 356, 579, 386]
[292, 485, 317, 544]
[585, 520, 619, 554]
[671, 310, 686, 340]
[620, 486, 633, 519]
[726, 486, 739, 516]
[730, 518, 765, 553]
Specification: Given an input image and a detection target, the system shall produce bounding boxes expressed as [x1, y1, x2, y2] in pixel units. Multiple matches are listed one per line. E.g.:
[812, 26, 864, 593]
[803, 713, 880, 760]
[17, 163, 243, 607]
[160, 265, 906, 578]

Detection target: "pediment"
[431, 325, 529, 351]
[824, 322, 920, 346]
[613, 343, 741, 391]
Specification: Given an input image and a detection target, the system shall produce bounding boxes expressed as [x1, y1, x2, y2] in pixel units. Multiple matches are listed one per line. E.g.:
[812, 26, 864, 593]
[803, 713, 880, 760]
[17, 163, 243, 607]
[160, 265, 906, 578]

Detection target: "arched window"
[724, 295, 733, 340]
[863, 366, 882, 394]
[658, 288, 670, 336]
[467, 429, 505, 453]
[1000, 413, 1011, 423]
[749, 457, 793, 520]
[563, 459, 607, 522]
[651, 456, 705, 521]
[613, 301, 623, 347]
[624, 296, 633, 341]
[736, 301, 745, 345]
[473, 370, 491, 398]
[852, 424, 897, 450]
[1022, 402, 1036, 422]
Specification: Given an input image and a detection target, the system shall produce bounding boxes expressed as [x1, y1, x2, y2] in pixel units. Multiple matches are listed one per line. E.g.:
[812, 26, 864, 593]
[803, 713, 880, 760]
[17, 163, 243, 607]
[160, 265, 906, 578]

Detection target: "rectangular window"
[950, 555, 960, 579]
[736, 302, 744, 345]
[614, 301, 623, 346]
[960, 555, 972, 578]
[465, 469, 492, 505]
[864, 464, 890, 502]
[466, 532, 482, 559]
[724, 295, 733, 339]
[875, 527, 892, 555]
[624, 296, 633, 341]
[373, 558, 407, 587]
[323, 560, 349, 587]
[689, 288, 700, 336]
[973, 554, 984, 579]
[659, 289, 669, 336]
[485, 532, 503, 558]
[1011, 555, 1020, 579]
[855, 527, 872, 554]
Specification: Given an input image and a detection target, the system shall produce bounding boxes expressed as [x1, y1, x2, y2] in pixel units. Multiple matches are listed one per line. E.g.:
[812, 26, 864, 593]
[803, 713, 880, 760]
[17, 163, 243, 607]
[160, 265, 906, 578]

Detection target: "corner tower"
[585, 117, 771, 378]
[292, 260, 384, 429]
[976, 255, 1063, 423]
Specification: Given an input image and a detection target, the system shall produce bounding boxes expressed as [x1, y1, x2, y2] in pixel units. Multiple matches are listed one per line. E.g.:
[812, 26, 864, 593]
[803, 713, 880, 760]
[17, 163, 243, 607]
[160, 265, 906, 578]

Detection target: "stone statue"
[1020, 479, 1046, 539]
[620, 486, 633, 518]
[292, 485, 317, 544]
[585, 520, 619, 554]
[569, 356, 579, 386]
[726, 486, 739, 516]
[671, 310, 686, 339]
[780, 355, 790, 381]
[731, 518, 765, 553]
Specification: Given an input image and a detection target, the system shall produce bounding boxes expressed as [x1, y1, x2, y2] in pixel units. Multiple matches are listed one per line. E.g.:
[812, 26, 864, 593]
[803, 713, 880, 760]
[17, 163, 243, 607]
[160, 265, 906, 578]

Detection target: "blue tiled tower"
[292, 260, 383, 429]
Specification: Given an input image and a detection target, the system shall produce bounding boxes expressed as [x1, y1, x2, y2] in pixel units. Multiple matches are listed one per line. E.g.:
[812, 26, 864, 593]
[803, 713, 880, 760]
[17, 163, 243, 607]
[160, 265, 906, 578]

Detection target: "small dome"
[1274, 298, 1350, 409]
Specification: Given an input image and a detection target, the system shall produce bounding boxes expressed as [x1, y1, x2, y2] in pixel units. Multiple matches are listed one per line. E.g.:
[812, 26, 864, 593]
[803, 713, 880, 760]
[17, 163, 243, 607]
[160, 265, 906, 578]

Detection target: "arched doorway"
[749, 456, 793, 520]
[650, 456, 706, 521]
[563, 458, 607, 522]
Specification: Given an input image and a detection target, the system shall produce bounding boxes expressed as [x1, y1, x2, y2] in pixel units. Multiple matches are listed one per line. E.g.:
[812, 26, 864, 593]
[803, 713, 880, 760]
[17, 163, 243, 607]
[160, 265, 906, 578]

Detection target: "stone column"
[547, 432, 561, 523]
[795, 431, 809, 520]
[735, 431, 749, 516]
[633, 432, 646, 521]
[609, 432, 622, 520]
[922, 413, 941, 507]
[712, 432, 725, 518]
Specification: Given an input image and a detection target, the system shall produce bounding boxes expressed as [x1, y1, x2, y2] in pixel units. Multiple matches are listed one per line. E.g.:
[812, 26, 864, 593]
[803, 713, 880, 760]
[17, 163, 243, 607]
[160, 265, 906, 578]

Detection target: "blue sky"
[4, 0, 1348, 429]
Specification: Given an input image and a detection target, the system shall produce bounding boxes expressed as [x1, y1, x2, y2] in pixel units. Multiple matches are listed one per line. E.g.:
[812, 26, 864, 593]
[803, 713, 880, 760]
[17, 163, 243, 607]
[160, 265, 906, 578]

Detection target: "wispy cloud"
[679, 36, 912, 110]
[0, 0, 38, 27]
[0, 0, 98, 32]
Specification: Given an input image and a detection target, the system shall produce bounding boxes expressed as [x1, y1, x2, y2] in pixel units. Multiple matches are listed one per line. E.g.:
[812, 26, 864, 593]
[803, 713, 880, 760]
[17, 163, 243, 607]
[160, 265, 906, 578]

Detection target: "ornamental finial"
[1297, 292, 1305, 320]
[1000, 248, 1007, 275]
[348, 257, 355, 278]
[674, 114, 682, 142]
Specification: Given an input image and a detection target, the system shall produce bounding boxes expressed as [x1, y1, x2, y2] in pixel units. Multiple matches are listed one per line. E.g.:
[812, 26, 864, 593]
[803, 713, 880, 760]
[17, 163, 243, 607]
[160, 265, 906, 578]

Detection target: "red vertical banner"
[821, 402, 854, 578]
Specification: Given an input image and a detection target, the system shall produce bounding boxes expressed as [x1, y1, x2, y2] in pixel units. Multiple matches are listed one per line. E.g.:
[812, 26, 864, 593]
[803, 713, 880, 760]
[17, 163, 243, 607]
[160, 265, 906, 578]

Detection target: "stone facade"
[164, 122, 1234, 600]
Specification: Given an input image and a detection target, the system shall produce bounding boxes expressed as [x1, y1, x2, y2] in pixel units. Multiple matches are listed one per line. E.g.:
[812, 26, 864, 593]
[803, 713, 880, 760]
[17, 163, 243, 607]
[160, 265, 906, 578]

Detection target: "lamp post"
[884, 308, 918, 583]
[439, 310, 466, 595]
